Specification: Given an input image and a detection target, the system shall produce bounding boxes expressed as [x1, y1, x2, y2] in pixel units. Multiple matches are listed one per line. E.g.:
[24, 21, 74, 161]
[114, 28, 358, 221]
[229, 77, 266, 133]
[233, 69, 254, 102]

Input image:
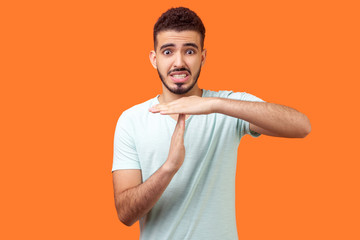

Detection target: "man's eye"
[186, 50, 195, 54]
[163, 50, 171, 55]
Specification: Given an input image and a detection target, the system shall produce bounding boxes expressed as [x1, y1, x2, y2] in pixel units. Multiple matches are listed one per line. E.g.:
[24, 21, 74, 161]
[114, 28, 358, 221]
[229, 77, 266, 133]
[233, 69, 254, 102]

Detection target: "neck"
[158, 85, 203, 104]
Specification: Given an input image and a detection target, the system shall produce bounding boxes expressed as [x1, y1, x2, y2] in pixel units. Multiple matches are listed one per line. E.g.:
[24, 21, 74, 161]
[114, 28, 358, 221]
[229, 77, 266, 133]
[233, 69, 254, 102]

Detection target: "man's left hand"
[149, 96, 216, 115]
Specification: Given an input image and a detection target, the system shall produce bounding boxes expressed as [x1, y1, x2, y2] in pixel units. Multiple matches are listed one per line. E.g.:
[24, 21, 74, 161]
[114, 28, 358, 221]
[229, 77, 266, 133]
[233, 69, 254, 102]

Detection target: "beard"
[157, 66, 202, 95]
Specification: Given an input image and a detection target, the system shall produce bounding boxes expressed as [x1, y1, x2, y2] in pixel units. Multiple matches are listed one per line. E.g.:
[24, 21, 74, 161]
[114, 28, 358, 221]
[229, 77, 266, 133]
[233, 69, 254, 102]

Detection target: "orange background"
[1, 0, 359, 239]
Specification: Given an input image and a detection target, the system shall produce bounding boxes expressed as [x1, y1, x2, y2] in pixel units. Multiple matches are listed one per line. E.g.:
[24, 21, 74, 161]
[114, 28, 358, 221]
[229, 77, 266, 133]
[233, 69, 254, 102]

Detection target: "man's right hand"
[163, 114, 186, 172]
[113, 113, 187, 226]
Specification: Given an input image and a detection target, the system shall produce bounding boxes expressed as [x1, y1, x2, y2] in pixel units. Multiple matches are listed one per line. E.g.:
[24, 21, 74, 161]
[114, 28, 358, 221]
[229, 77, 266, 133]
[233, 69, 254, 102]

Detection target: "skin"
[113, 30, 311, 226]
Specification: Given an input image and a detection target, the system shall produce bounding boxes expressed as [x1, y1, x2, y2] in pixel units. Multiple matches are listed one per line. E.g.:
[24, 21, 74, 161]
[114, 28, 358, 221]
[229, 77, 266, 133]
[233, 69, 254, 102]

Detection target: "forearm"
[115, 163, 177, 226]
[212, 98, 311, 138]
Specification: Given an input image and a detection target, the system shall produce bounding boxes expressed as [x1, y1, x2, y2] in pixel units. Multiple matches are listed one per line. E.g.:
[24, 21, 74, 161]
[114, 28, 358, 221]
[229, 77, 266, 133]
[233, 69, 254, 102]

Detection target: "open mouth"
[172, 74, 187, 79]
[169, 71, 190, 83]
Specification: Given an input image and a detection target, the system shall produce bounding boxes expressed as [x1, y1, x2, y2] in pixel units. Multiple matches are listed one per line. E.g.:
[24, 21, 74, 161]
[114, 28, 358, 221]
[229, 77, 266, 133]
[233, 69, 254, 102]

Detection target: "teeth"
[172, 74, 187, 79]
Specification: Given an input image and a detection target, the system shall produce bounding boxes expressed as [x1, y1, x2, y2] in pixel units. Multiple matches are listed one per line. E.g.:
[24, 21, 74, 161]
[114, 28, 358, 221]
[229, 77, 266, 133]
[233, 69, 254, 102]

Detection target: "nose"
[173, 52, 185, 68]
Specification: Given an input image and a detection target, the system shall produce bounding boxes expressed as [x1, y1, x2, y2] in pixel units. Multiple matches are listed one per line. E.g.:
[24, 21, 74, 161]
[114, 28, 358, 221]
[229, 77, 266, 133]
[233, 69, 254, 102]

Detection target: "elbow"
[298, 116, 312, 138]
[115, 198, 136, 226]
[118, 213, 136, 227]
[304, 122, 312, 138]
[121, 219, 135, 227]
[117, 210, 137, 227]
[298, 126, 311, 138]
[286, 115, 311, 138]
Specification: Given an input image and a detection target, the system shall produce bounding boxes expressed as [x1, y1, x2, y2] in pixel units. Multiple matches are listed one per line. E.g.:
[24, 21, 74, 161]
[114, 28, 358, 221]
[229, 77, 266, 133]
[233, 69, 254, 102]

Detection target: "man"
[112, 7, 311, 240]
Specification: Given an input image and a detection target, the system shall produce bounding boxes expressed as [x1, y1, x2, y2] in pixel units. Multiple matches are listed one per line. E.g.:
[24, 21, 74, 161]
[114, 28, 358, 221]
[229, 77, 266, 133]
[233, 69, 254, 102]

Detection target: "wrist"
[210, 97, 223, 113]
[161, 161, 180, 175]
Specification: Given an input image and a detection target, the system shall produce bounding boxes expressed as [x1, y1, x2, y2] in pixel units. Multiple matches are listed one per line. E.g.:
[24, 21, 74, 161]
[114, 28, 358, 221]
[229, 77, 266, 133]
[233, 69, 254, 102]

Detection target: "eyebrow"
[159, 43, 175, 51]
[183, 43, 199, 49]
[159, 43, 199, 51]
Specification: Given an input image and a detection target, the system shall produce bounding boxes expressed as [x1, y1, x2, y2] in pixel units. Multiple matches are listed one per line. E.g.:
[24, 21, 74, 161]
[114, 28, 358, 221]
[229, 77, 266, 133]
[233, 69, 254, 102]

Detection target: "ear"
[201, 49, 207, 66]
[149, 50, 157, 69]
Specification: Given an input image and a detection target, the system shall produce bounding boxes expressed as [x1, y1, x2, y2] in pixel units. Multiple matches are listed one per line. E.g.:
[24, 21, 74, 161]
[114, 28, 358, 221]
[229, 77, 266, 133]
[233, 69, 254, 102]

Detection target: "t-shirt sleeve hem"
[111, 165, 141, 173]
[249, 129, 261, 138]
[245, 120, 262, 138]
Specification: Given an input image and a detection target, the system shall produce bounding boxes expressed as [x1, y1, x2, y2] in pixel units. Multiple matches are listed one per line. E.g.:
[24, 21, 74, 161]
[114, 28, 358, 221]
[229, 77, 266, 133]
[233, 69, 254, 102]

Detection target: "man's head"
[150, 7, 207, 95]
[153, 7, 206, 50]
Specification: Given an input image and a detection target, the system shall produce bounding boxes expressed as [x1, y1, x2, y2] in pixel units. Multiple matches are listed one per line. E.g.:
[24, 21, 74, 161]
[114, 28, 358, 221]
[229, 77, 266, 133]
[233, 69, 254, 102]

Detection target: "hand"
[149, 96, 217, 115]
[164, 114, 186, 172]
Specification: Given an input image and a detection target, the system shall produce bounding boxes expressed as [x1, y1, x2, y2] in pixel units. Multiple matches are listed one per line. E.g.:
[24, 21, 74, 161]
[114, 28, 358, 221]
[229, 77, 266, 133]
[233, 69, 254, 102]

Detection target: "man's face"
[150, 30, 206, 95]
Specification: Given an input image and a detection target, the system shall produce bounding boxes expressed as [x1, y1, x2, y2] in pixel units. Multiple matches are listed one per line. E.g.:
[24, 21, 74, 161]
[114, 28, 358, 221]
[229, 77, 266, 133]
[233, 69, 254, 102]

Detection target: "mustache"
[167, 68, 192, 76]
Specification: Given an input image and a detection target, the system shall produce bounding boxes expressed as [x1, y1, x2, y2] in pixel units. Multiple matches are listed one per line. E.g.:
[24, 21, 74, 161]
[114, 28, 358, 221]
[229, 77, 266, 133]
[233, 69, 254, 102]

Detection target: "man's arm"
[216, 98, 311, 138]
[149, 96, 311, 138]
[113, 114, 186, 226]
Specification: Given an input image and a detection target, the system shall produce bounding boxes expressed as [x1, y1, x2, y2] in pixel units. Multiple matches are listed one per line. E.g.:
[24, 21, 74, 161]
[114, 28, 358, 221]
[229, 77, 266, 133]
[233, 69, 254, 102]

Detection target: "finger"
[149, 107, 160, 113]
[149, 104, 163, 113]
[178, 113, 185, 122]
[171, 114, 186, 148]
[160, 105, 183, 115]
[176, 114, 186, 132]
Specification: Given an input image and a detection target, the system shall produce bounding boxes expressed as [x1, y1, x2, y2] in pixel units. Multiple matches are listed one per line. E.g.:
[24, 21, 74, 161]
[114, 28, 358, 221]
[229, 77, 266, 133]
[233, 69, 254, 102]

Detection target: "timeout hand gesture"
[149, 96, 217, 115]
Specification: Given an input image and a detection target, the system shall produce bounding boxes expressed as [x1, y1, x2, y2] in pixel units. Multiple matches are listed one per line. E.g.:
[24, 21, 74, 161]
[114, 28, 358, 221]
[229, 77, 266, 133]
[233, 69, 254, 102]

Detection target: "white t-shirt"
[112, 90, 264, 240]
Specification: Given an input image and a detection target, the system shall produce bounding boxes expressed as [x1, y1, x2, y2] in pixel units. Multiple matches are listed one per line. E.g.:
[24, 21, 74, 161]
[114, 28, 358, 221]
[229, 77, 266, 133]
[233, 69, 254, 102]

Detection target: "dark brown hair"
[153, 7, 206, 50]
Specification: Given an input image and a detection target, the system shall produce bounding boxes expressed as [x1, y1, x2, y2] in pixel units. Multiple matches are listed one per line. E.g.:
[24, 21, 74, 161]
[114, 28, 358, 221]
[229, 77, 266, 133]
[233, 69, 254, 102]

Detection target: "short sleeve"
[112, 111, 140, 172]
[227, 91, 265, 138]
